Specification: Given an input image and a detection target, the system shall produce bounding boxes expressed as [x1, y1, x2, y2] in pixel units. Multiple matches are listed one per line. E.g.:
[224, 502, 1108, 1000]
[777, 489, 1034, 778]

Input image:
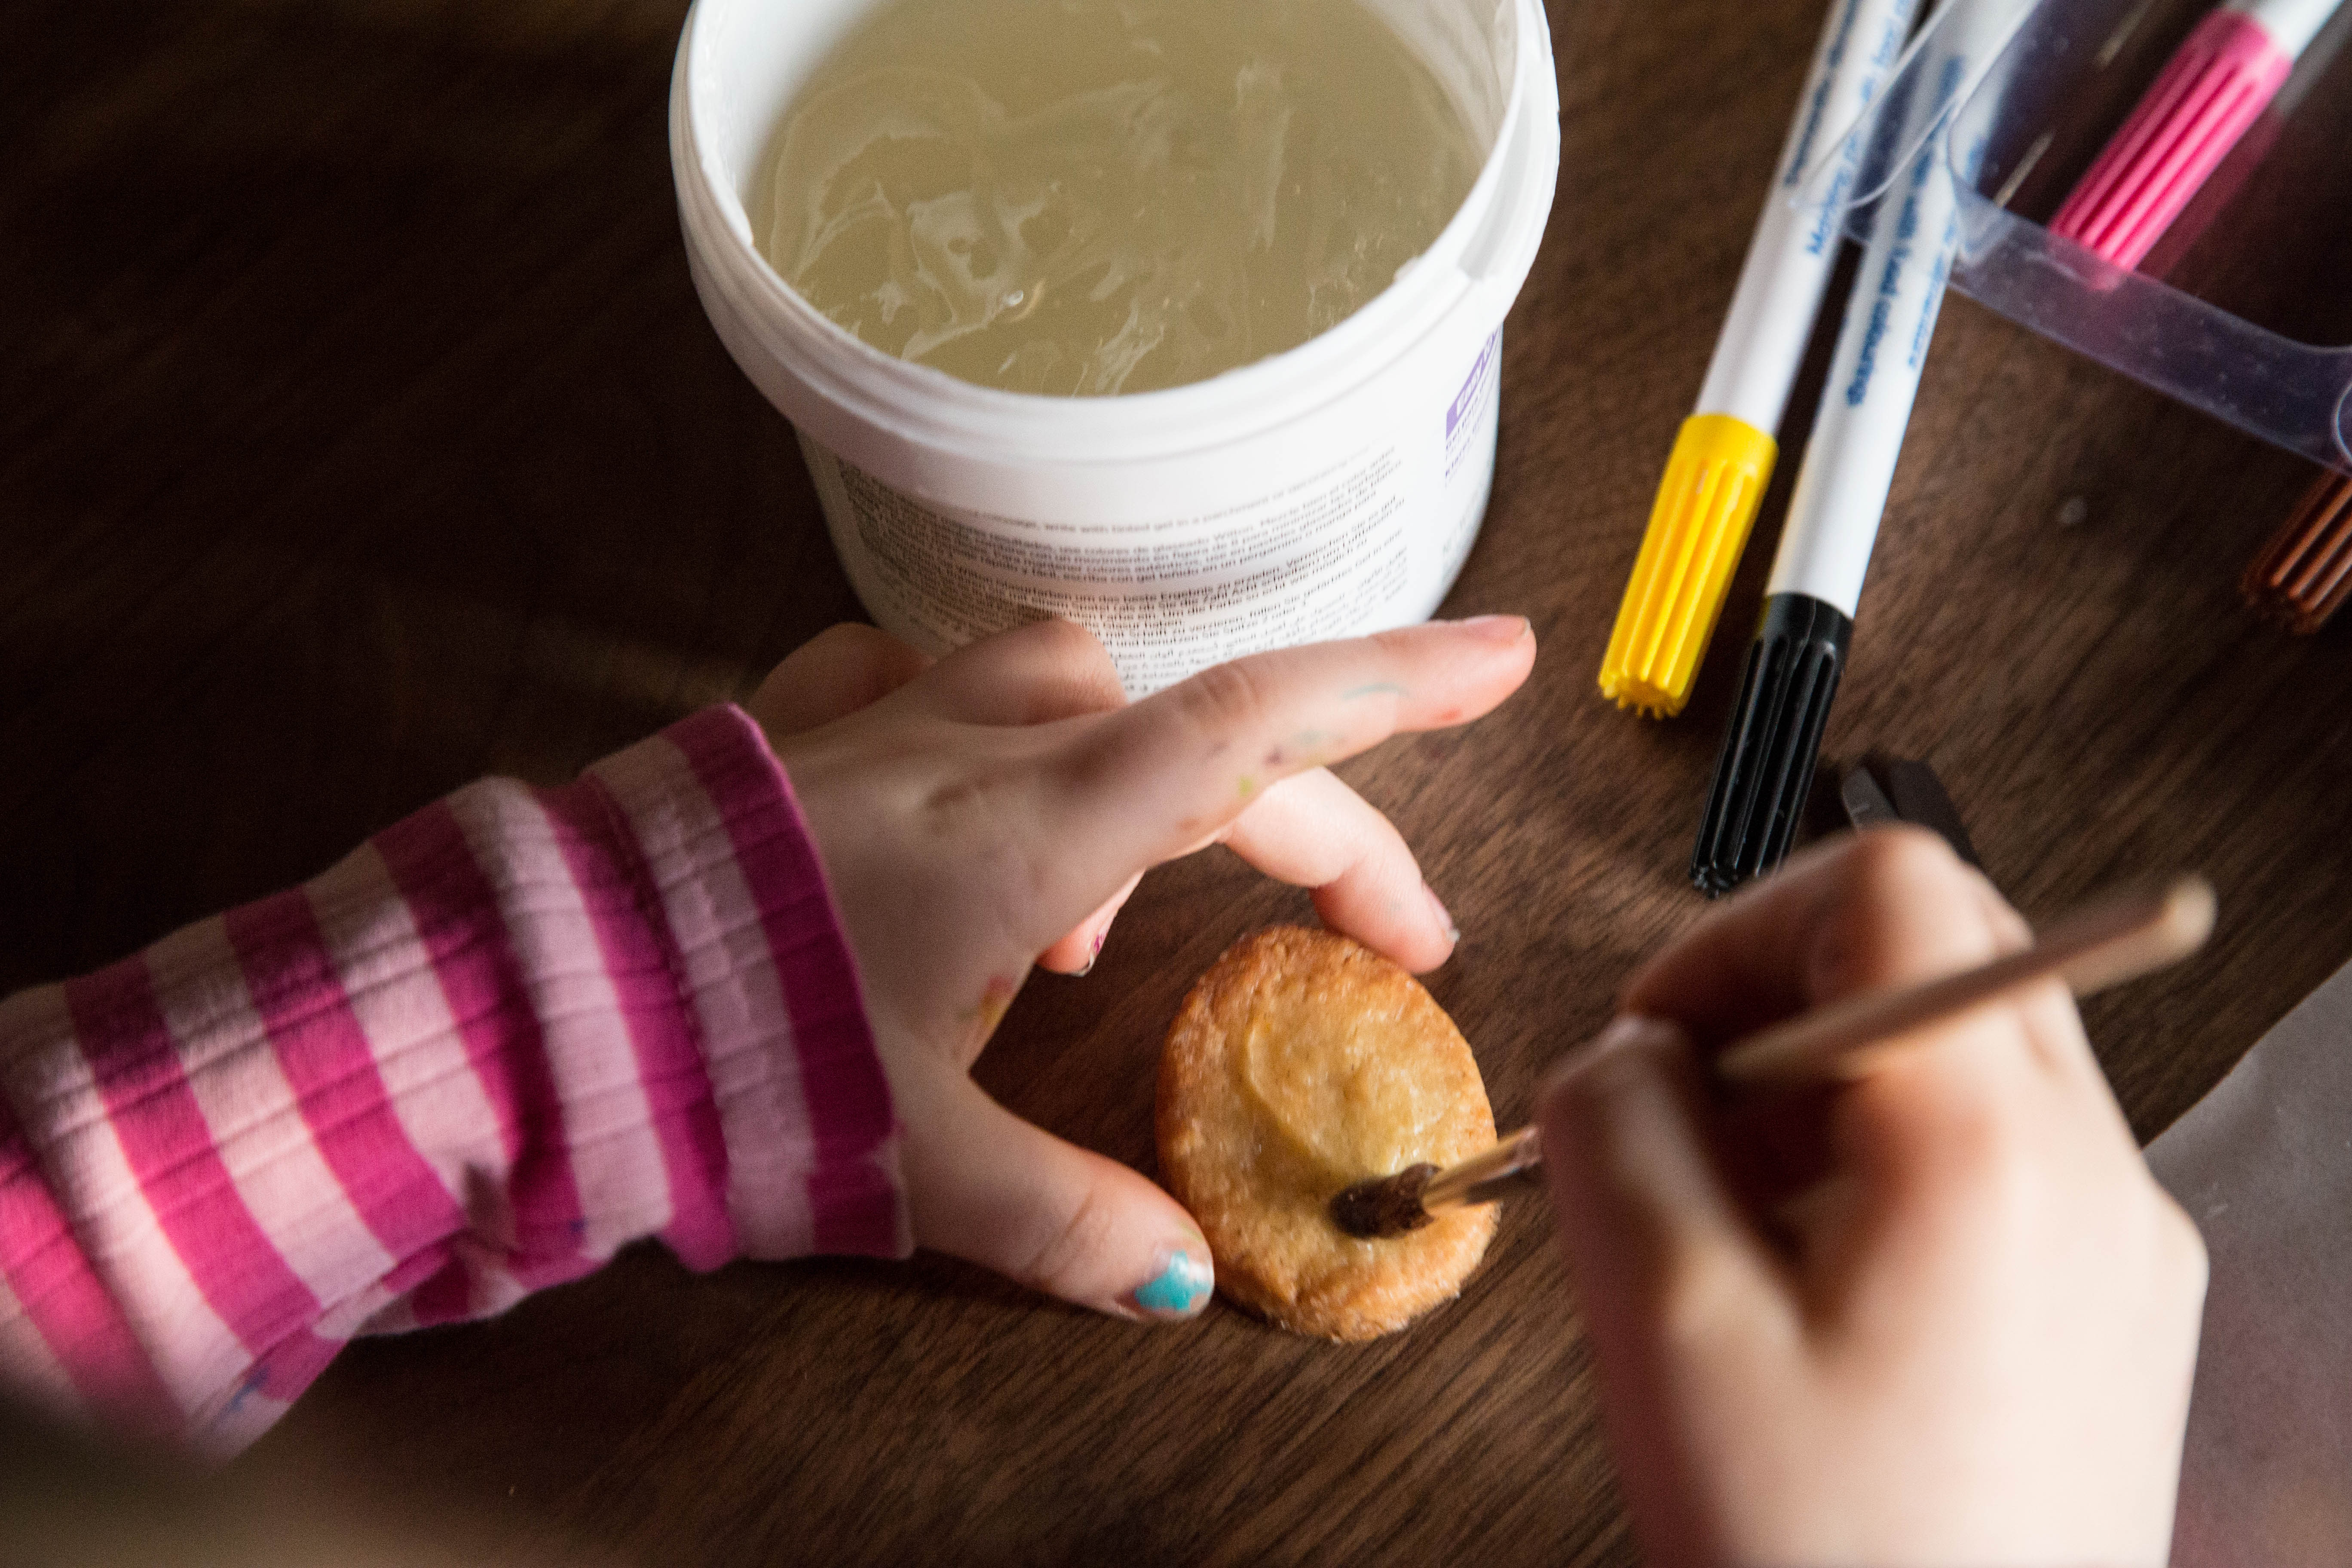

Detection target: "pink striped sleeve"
[0, 704, 903, 1447]
[588, 707, 908, 1261]
[0, 989, 179, 1433]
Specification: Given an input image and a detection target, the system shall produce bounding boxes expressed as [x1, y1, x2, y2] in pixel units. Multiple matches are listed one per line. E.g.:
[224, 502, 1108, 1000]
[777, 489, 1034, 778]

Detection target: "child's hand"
[1538, 830, 2206, 1567]
[747, 616, 1536, 1322]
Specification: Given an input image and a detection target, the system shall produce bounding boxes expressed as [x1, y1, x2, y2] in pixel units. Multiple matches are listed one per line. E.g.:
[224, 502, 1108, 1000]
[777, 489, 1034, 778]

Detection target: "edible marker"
[2049, 0, 2347, 270]
[1691, 0, 2012, 897]
[1599, 0, 1921, 717]
[2242, 469, 2352, 633]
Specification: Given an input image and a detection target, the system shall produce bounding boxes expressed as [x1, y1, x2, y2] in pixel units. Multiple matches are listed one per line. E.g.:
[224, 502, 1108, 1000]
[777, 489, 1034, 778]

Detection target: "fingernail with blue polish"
[1131, 1246, 1213, 1320]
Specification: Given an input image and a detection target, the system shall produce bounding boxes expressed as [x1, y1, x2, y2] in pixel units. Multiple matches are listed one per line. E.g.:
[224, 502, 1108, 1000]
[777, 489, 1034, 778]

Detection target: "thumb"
[1538, 1017, 1791, 1568]
[1538, 1016, 1784, 1353]
[900, 1071, 1214, 1322]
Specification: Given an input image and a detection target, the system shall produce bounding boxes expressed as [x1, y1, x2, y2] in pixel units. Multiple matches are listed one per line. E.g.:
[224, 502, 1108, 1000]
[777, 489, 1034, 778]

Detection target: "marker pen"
[1691, 0, 2011, 897]
[1599, 0, 1921, 718]
[2243, 469, 2352, 633]
[2050, 0, 2347, 269]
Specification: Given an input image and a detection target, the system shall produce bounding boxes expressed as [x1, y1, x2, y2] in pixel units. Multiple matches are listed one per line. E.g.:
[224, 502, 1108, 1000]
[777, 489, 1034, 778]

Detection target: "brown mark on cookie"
[1330, 1164, 1440, 1240]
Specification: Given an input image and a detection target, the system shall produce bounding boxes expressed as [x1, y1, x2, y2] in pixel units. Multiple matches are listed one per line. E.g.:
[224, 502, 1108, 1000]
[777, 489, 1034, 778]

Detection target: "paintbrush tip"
[1329, 1164, 1439, 1240]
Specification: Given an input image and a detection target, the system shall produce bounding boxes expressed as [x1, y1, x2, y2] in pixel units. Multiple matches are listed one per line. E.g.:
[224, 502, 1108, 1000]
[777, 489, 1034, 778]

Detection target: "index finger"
[1052, 616, 1535, 873]
[1621, 827, 2014, 1044]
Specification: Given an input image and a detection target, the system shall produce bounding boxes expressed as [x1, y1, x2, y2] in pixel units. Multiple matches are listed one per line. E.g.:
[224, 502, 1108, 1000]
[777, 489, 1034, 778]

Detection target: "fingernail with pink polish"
[1425, 883, 1460, 945]
[1130, 1245, 1213, 1320]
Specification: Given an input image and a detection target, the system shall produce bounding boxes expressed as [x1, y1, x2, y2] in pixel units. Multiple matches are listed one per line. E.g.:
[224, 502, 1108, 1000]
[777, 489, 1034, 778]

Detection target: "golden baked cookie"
[1156, 926, 1498, 1341]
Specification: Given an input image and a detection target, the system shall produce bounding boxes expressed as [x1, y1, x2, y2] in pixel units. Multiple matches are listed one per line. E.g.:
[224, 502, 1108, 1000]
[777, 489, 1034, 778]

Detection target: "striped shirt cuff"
[588, 706, 908, 1263]
[0, 703, 905, 1448]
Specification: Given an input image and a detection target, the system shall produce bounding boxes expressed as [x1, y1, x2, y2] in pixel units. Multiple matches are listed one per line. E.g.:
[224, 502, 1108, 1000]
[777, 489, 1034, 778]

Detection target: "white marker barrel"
[2233, 0, 2343, 59]
[1765, 0, 2012, 614]
[1698, 0, 1923, 431]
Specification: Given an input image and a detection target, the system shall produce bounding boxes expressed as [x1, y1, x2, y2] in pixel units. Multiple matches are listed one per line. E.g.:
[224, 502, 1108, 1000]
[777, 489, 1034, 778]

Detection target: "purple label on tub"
[1447, 330, 1501, 441]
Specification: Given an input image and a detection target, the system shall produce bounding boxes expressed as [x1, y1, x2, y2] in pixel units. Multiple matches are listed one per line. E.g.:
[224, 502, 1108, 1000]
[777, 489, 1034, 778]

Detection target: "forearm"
[0, 706, 904, 1449]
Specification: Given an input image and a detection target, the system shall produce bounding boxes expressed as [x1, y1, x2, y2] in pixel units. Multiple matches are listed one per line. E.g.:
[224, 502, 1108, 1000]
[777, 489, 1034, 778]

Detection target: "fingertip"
[1308, 877, 1457, 974]
[1348, 617, 1534, 732]
[913, 1084, 1215, 1323]
[1426, 613, 1539, 710]
[1100, 1204, 1222, 1325]
[1968, 867, 2034, 951]
[1038, 921, 1109, 977]
[1222, 770, 1454, 971]
[1824, 823, 1975, 922]
[1616, 827, 1994, 1038]
[749, 623, 934, 738]
[1126, 1238, 1216, 1322]
[1401, 911, 1460, 976]
[1036, 873, 1142, 975]
[1451, 613, 1533, 642]
[1424, 882, 1461, 949]
[1805, 827, 2006, 1001]
[1396, 934, 1459, 977]
[1439, 613, 1537, 666]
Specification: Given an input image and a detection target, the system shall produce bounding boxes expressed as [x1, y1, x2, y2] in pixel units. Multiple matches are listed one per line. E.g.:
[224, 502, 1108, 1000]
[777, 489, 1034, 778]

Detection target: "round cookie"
[1156, 926, 1498, 1341]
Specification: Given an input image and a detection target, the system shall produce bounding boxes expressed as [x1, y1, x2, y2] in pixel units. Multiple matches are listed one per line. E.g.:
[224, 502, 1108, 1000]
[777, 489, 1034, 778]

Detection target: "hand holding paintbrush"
[1508, 832, 2208, 1568]
[1335, 873, 2215, 1238]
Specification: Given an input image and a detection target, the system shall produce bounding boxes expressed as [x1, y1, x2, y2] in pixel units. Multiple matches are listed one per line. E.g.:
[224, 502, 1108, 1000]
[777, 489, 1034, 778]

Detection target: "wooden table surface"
[6, 0, 2351, 1562]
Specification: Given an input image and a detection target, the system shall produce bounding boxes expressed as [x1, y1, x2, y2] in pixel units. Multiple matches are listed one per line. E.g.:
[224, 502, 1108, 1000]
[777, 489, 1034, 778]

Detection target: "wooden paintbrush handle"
[1715, 876, 2215, 1087]
[1402, 870, 2211, 1222]
[1412, 876, 2214, 1222]
[1420, 1125, 1541, 1211]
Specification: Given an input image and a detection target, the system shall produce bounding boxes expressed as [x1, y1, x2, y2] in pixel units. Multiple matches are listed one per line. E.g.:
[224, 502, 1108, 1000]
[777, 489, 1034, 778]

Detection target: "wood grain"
[5, 0, 2350, 1562]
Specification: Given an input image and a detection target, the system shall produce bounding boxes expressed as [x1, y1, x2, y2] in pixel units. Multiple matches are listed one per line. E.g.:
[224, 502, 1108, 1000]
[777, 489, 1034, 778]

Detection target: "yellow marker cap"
[1598, 413, 1779, 717]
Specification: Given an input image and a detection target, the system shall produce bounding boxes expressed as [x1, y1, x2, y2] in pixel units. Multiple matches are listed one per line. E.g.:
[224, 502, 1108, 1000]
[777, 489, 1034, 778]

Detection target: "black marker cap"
[1690, 592, 1854, 898]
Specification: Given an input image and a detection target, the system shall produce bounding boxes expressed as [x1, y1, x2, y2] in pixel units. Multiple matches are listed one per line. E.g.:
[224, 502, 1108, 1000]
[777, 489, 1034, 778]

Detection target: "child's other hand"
[747, 616, 1535, 1323]
[1538, 830, 2206, 1568]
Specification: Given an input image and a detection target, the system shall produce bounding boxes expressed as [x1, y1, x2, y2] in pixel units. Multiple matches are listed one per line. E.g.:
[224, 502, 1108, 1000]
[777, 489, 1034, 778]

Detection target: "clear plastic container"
[1831, 0, 2352, 472]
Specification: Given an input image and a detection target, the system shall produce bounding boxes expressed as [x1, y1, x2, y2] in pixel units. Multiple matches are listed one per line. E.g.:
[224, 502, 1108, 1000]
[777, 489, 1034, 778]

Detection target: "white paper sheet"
[2152, 955, 2352, 1565]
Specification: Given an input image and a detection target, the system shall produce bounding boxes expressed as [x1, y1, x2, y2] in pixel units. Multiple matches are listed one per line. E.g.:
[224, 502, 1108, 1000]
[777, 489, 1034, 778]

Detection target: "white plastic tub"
[672, 0, 1560, 693]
